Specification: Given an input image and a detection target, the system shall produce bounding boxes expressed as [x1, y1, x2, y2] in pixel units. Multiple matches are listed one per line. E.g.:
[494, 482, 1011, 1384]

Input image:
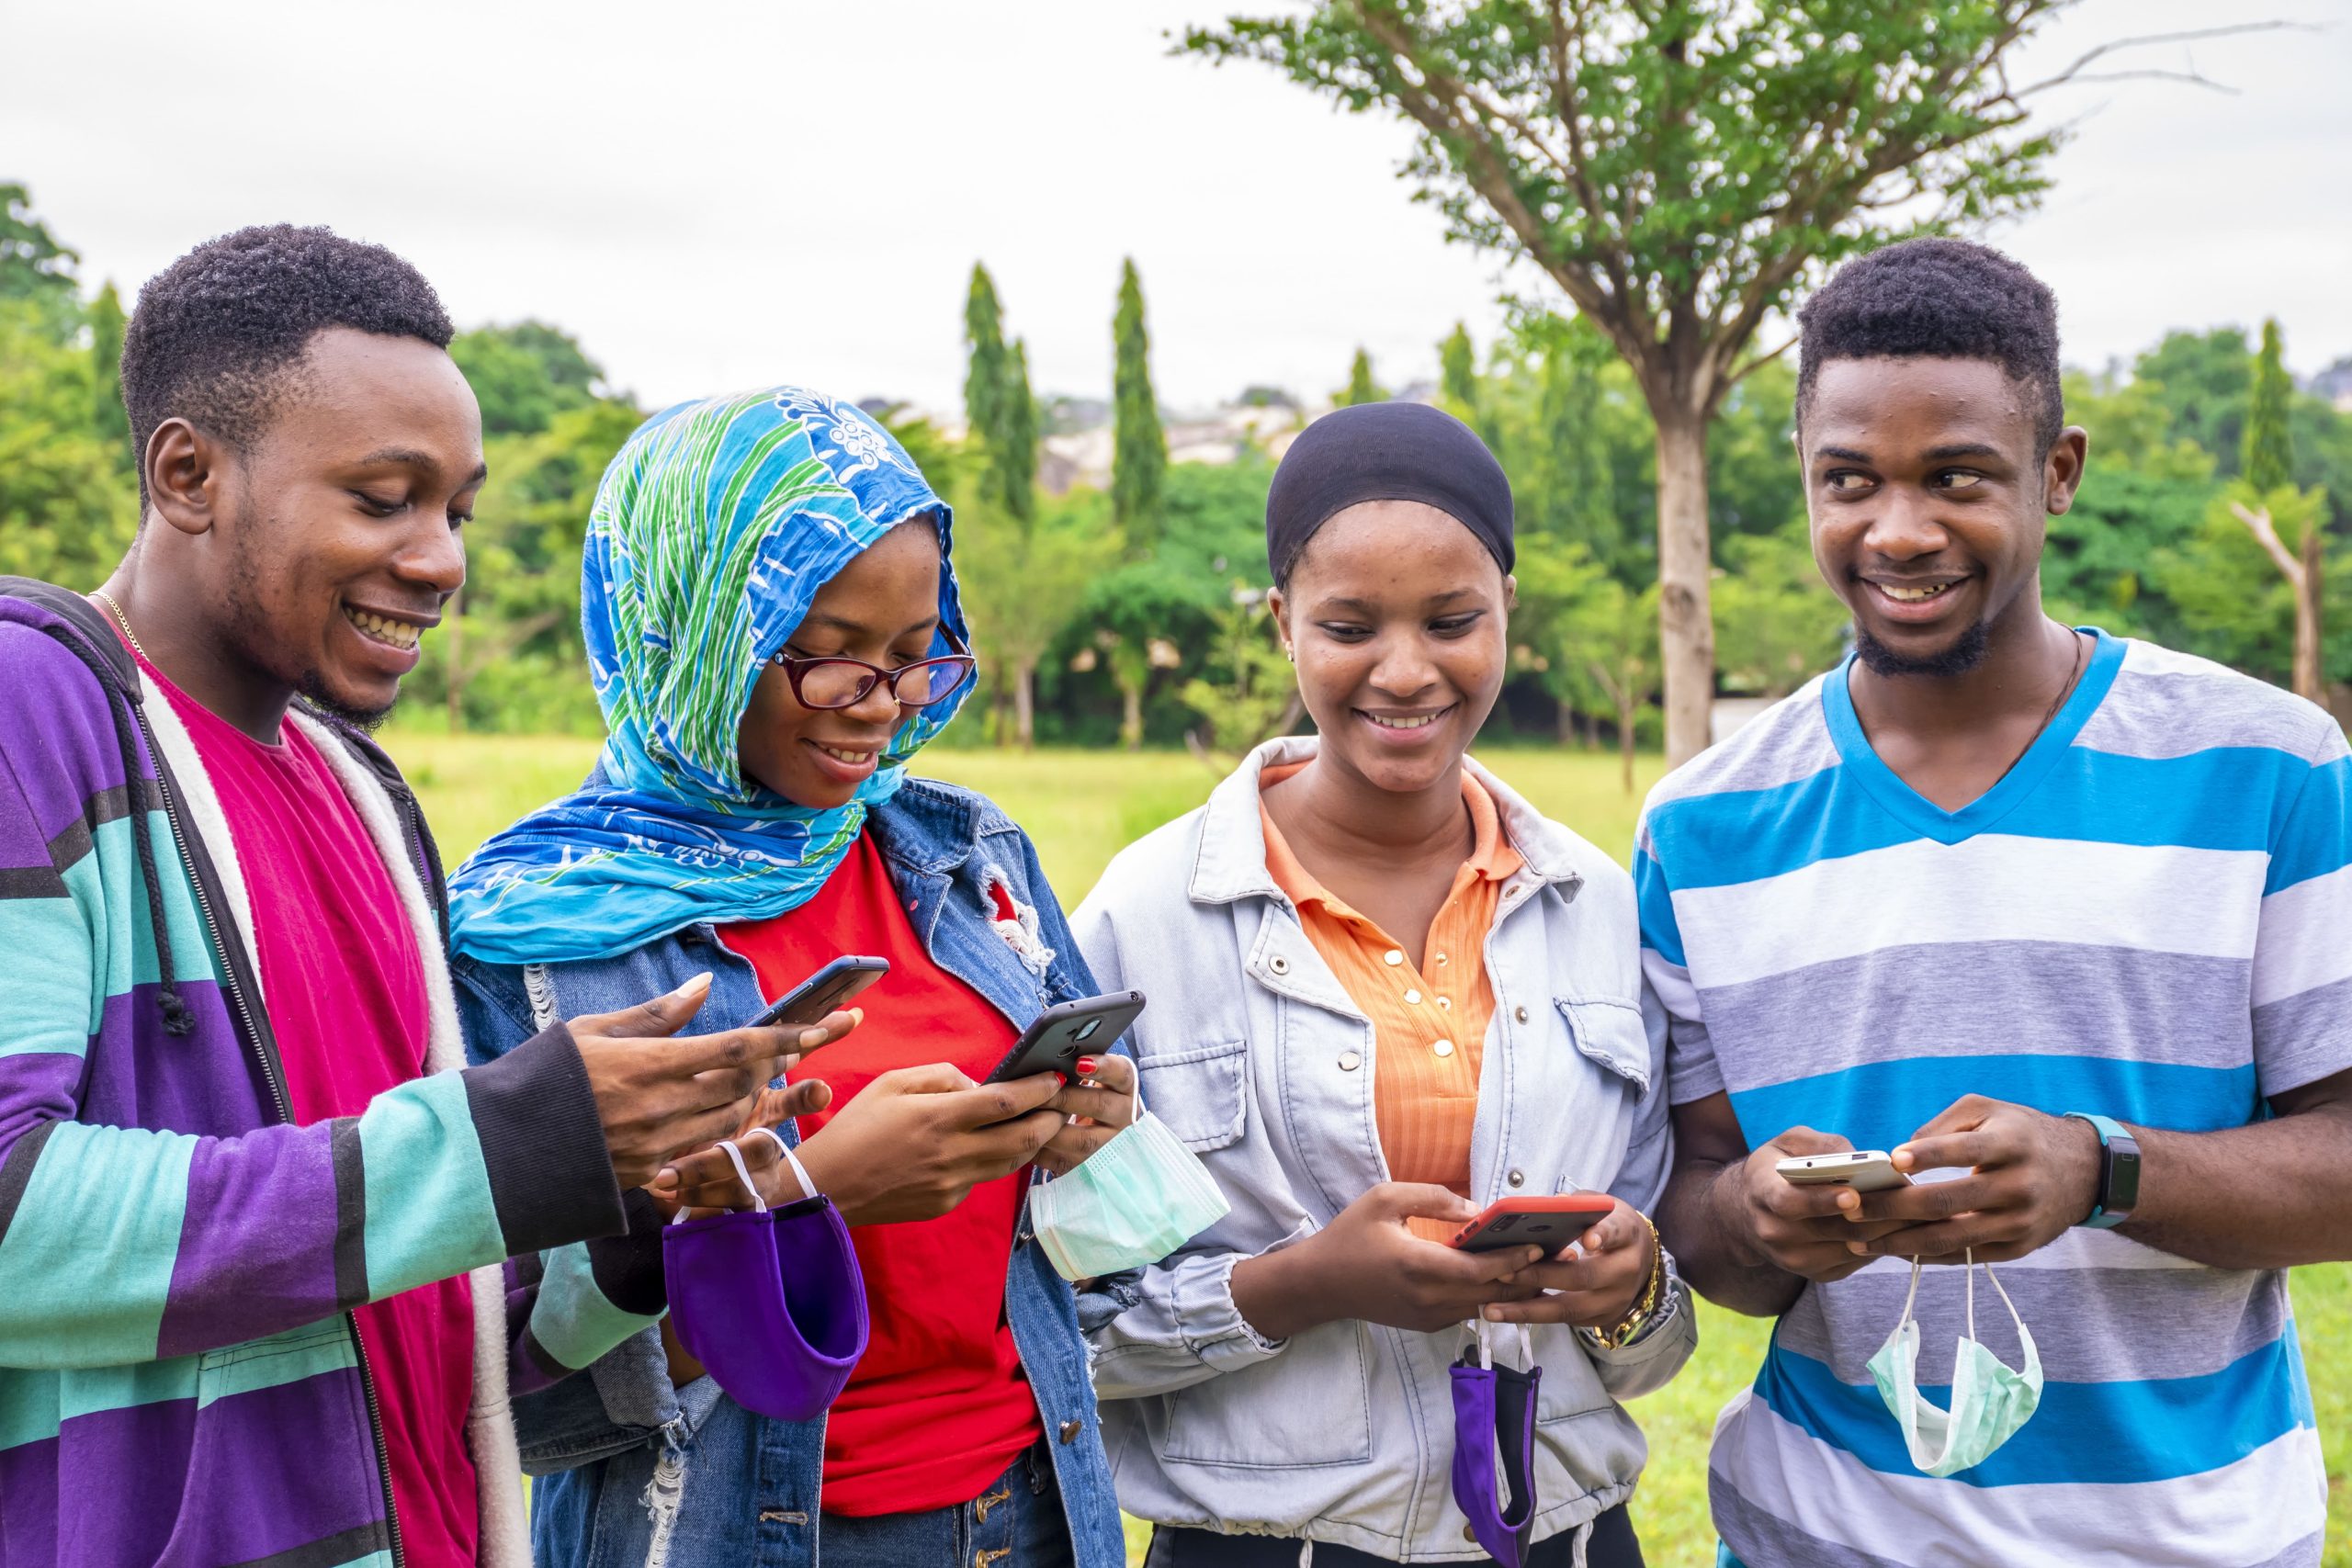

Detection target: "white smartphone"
[1776, 1150, 1912, 1193]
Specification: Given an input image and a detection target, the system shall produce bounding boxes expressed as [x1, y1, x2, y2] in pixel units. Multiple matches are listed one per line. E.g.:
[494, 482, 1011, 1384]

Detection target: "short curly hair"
[119, 224, 454, 506]
[1796, 238, 2063, 453]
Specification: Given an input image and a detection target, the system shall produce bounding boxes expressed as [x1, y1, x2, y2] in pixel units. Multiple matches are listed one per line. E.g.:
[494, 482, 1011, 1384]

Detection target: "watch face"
[2107, 1134, 2143, 1214]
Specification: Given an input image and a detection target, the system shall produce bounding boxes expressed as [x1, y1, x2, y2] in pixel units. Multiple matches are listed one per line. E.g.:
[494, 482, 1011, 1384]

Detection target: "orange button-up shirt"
[1261, 763, 1524, 1241]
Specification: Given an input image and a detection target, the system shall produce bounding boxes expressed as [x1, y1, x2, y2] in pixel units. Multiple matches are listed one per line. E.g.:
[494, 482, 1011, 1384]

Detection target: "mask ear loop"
[666, 1138, 768, 1226]
[1964, 1247, 1977, 1343]
[744, 1124, 818, 1201]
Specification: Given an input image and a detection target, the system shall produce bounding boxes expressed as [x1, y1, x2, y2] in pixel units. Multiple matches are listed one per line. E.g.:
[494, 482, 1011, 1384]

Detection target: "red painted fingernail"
[1075, 1057, 1098, 1075]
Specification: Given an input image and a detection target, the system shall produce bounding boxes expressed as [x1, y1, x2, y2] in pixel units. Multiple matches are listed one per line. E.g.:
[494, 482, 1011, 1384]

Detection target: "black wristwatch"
[2064, 1112, 2141, 1230]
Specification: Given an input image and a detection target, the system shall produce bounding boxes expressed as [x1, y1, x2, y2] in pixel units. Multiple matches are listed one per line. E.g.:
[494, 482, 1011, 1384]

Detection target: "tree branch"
[2019, 20, 2312, 96]
[2233, 499, 2307, 591]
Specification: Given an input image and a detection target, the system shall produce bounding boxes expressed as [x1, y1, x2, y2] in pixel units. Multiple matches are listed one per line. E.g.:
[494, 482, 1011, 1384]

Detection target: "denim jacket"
[1069, 738, 1696, 1562]
[454, 777, 1129, 1568]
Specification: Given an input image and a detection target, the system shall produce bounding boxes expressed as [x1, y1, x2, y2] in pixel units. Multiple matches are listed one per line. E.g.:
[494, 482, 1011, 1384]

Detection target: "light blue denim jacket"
[1069, 739, 1695, 1562]
[455, 777, 1129, 1568]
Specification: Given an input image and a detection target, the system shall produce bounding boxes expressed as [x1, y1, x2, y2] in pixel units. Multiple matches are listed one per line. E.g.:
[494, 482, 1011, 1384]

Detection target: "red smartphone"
[1449, 1194, 1618, 1258]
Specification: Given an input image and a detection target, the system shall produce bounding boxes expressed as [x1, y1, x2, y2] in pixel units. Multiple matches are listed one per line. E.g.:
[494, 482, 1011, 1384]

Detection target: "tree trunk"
[1617, 685, 1637, 796]
[445, 588, 464, 734]
[2297, 514, 2324, 703]
[1014, 657, 1037, 750]
[1555, 695, 1577, 746]
[1654, 406, 1715, 767]
[1120, 680, 1145, 751]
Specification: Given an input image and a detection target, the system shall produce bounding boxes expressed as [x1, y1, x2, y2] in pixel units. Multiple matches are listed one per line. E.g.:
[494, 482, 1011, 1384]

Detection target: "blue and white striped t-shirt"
[1637, 630, 2346, 1568]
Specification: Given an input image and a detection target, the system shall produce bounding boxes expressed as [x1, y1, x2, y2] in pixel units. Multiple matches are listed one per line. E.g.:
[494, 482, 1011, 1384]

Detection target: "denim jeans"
[820, 1441, 1075, 1568]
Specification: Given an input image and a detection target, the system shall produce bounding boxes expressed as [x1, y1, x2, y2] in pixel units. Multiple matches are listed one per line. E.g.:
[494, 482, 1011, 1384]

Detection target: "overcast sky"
[7, 0, 2346, 414]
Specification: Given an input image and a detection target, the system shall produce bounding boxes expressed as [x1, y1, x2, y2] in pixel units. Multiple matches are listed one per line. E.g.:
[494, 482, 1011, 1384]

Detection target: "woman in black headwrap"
[1070, 402, 1692, 1566]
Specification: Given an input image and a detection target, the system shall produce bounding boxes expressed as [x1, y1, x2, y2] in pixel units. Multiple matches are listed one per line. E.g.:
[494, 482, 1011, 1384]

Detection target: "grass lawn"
[390, 732, 2346, 1566]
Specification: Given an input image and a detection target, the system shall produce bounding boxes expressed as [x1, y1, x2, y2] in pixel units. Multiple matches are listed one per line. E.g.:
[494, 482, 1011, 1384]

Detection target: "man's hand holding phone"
[652, 1065, 1069, 1225]
[1715, 1127, 1917, 1285]
[566, 971, 858, 1190]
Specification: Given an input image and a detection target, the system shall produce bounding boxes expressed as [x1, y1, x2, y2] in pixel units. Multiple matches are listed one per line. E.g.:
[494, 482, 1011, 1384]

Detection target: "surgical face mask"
[1027, 1069, 1229, 1281]
[663, 1134, 868, 1423]
[1867, 1250, 2042, 1478]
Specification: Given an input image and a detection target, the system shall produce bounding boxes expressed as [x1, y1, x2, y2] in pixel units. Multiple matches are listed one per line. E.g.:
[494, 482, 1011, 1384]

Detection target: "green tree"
[1179, 588, 1300, 761]
[450, 321, 605, 437]
[2135, 328, 2253, 475]
[956, 483, 1114, 749]
[86, 281, 129, 456]
[2245, 319, 2295, 493]
[0, 300, 138, 590]
[1438, 322, 1484, 434]
[962, 264, 1035, 525]
[2223, 319, 2323, 699]
[1184, 2, 2220, 763]
[1112, 258, 1168, 552]
[0, 184, 79, 339]
[412, 397, 640, 731]
[1711, 521, 1846, 698]
[1337, 347, 1386, 407]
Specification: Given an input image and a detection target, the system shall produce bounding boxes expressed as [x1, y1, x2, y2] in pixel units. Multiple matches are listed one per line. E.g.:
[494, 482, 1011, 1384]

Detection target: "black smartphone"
[982, 991, 1148, 1085]
[742, 955, 890, 1031]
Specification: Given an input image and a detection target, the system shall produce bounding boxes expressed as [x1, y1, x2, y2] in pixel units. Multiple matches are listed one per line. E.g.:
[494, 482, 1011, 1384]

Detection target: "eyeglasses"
[768, 631, 978, 712]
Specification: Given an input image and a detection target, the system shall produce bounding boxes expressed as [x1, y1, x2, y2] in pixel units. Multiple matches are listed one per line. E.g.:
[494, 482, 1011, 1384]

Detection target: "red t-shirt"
[720, 832, 1042, 1517]
[144, 659, 477, 1566]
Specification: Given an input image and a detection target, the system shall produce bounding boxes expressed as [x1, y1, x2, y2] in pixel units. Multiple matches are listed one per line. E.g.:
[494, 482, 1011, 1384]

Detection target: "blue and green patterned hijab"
[447, 387, 971, 965]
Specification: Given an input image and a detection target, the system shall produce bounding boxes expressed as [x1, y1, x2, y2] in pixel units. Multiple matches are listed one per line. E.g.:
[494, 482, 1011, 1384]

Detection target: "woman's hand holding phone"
[1035, 1053, 1139, 1177]
[652, 1062, 1067, 1225]
[1230, 1183, 1547, 1341]
[1475, 1199, 1654, 1330]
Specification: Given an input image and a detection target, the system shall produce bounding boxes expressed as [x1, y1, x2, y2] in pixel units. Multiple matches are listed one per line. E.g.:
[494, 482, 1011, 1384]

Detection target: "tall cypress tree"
[1338, 347, 1385, 407]
[2244, 318, 2294, 494]
[1001, 338, 1038, 529]
[87, 280, 129, 457]
[1439, 323, 1480, 422]
[963, 263, 1035, 524]
[1112, 258, 1167, 552]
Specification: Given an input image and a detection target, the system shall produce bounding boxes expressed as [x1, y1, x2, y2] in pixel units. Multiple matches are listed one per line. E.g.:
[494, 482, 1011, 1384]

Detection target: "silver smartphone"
[1775, 1150, 1911, 1192]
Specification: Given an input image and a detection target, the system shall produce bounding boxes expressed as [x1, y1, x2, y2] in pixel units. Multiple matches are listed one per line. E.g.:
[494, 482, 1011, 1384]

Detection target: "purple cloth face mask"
[1451, 1328, 1541, 1568]
[662, 1133, 868, 1423]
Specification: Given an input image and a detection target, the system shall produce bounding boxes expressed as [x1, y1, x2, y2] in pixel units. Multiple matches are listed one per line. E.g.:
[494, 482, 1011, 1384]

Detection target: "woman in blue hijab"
[450, 388, 1132, 1568]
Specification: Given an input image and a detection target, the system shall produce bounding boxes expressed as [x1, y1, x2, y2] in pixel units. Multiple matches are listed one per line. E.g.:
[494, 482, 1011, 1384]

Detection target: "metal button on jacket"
[1058, 1419, 1082, 1444]
[1339, 1052, 1362, 1071]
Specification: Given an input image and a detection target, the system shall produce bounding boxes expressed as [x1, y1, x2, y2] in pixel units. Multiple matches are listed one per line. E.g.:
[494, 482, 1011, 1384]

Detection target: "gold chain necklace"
[88, 588, 155, 666]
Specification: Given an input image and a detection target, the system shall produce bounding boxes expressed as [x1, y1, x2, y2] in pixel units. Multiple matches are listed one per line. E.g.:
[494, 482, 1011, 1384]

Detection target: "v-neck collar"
[1822, 626, 2124, 844]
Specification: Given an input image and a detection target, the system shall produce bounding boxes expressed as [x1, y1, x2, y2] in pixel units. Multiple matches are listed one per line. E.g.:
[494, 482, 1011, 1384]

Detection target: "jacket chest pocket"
[1136, 1039, 1249, 1152]
[1550, 998, 1652, 1192]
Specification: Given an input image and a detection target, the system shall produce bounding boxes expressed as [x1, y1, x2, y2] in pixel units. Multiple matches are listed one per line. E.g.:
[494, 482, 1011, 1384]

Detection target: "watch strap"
[2064, 1111, 2136, 1229]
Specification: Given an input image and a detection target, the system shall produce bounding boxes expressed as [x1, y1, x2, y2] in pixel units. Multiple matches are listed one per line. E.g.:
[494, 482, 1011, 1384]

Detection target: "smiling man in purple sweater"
[0, 226, 835, 1567]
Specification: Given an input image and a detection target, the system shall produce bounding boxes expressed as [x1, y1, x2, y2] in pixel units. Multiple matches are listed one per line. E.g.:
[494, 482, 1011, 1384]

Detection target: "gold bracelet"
[1588, 1212, 1665, 1350]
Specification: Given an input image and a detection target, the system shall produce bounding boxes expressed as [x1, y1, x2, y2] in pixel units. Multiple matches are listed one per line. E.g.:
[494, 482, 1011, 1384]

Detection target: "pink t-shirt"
[143, 657, 478, 1566]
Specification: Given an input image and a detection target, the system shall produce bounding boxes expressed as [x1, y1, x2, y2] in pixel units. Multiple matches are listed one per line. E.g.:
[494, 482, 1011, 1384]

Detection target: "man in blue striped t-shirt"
[1645, 238, 2352, 1568]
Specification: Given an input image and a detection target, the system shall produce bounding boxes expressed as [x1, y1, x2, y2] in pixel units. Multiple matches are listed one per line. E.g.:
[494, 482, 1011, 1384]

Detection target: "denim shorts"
[820, 1440, 1074, 1568]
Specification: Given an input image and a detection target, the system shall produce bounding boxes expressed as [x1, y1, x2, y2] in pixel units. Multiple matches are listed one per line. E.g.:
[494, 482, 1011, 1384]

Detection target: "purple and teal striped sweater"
[0, 582, 646, 1568]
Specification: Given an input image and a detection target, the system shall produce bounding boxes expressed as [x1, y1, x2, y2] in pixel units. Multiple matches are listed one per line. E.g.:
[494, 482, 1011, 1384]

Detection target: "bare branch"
[2048, 68, 2241, 94]
[1730, 334, 1798, 385]
[2020, 19, 2313, 96]
[2232, 500, 2307, 590]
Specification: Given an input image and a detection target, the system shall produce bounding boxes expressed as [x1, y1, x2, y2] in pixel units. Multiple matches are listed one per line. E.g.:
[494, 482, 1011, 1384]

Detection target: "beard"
[1852, 617, 1991, 680]
[218, 512, 401, 733]
[296, 670, 395, 732]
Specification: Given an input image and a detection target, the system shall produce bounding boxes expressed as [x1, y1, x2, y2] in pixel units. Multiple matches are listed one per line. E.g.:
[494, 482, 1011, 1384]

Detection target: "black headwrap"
[1265, 401, 1514, 586]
